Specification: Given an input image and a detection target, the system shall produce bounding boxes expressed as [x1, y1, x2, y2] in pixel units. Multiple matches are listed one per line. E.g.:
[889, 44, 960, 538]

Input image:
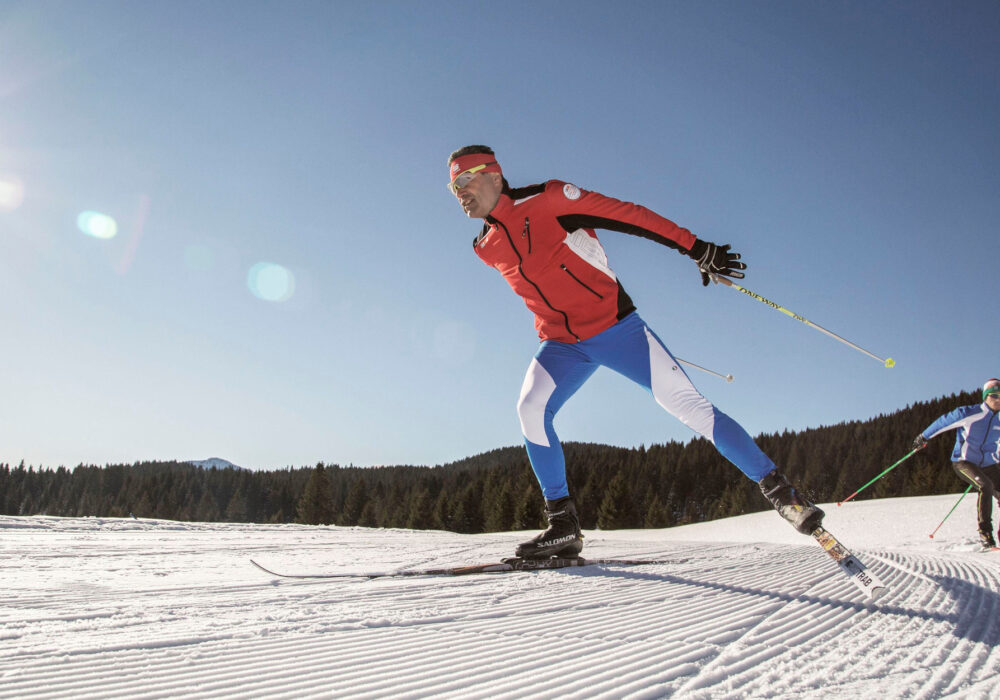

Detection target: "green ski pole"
[837, 448, 920, 506]
[929, 486, 973, 539]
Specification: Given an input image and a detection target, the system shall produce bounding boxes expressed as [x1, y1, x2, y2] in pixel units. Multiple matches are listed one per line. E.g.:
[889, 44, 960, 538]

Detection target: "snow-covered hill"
[186, 457, 244, 470]
[3, 494, 1000, 699]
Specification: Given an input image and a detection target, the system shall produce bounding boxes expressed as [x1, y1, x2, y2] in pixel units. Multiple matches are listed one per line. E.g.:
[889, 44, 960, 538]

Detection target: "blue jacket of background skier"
[922, 403, 1000, 466]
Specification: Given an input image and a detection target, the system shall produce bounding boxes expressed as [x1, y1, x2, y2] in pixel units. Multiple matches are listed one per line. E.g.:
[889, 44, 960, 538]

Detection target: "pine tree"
[451, 483, 484, 533]
[597, 472, 628, 529]
[405, 487, 433, 529]
[341, 478, 368, 525]
[297, 463, 336, 525]
[483, 483, 514, 532]
[643, 493, 671, 527]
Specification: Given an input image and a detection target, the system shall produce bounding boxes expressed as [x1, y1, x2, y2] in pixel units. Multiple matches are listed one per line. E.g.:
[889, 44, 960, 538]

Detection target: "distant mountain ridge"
[186, 458, 245, 471]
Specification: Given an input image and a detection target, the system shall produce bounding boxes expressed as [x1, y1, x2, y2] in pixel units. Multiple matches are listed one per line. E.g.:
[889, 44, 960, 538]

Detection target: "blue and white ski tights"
[516, 312, 776, 500]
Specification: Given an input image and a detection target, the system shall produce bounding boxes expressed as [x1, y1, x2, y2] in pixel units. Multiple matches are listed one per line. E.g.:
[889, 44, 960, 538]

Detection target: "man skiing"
[913, 378, 1000, 548]
[448, 145, 824, 558]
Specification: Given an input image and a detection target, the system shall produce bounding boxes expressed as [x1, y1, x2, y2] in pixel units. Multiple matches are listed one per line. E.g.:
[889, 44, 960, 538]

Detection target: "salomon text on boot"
[515, 496, 584, 559]
[758, 471, 824, 535]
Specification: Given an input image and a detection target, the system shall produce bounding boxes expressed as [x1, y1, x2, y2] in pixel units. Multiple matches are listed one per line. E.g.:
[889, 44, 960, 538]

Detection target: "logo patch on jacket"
[563, 183, 581, 200]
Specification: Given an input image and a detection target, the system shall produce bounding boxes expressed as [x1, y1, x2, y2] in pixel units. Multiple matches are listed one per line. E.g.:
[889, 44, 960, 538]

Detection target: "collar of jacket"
[485, 192, 516, 225]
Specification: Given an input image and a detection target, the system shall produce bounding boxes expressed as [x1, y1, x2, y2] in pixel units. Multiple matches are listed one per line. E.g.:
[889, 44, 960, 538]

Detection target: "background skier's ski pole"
[676, 357, 734, 383]
[709, 274, 894, 368]
[928, 485, 973, 539]
[837, 448, 921, 506]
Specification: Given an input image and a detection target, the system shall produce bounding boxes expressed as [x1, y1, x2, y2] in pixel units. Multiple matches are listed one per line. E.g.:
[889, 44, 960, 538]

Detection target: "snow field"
[3, 494, 1000, 699]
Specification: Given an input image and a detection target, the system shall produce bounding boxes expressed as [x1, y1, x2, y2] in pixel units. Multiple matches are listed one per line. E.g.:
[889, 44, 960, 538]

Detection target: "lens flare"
[0, 174, 25, 211]
[77, 210, 118, 239]
[247, 262, 295, 302]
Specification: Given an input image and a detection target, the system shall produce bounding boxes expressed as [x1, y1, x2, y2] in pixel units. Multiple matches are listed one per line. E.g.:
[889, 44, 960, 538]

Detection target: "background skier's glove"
[912, 434, 928, 450]
[687, 240, 747, 287]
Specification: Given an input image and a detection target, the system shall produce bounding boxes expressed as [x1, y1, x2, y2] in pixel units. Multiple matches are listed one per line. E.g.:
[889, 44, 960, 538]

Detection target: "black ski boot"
[515, 497, 584, 559]
[979, 530, 996, 549]
[758, 470, 824, 535]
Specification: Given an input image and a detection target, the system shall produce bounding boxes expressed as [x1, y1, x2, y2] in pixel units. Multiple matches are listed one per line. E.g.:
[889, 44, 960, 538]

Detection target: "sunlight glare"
[247, 262, 295, 302]
[0, 174, 25, 211]
[77, 210, 118, 239]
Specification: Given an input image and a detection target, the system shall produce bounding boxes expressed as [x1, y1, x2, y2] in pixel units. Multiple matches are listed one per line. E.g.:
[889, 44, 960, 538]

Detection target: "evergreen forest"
[1, 390, 985, 532]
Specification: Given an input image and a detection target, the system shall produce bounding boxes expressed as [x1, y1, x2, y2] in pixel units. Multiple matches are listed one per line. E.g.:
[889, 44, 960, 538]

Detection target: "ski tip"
[869, 585, 889, 601]
[250, 559, 280, 577]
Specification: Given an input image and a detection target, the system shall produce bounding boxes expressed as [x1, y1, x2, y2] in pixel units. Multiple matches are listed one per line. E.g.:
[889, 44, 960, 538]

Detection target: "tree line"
[1, 389, 980, 531]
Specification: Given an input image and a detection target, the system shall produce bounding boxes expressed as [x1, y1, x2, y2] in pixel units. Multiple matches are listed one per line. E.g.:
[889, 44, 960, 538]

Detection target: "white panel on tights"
[517, 358, 556, 447]
[645, 327, 716, 440]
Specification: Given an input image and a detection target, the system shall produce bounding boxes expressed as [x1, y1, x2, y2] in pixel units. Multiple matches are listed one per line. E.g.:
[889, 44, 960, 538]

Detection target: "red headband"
[449, 153, 503, 182]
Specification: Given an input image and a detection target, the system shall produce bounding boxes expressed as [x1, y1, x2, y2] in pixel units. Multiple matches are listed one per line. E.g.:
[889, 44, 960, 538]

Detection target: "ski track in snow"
[3, 496, 1000, 699]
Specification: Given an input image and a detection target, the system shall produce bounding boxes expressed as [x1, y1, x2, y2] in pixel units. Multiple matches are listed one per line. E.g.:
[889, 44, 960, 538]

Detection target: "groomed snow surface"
[3, 494, 1000, 699]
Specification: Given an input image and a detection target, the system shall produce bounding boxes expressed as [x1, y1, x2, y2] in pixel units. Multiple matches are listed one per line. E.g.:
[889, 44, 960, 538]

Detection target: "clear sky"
[2, 1, 998, 471]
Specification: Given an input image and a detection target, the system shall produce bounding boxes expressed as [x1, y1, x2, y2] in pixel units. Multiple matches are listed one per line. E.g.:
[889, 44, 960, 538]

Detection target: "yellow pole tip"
[885, 358, 895, 368]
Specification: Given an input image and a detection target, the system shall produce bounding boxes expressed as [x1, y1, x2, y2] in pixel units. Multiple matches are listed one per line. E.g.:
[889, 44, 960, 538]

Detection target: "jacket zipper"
[488, 215, 579, 341]
[521, 217, 532, 254]
[560, 264, 604, 299]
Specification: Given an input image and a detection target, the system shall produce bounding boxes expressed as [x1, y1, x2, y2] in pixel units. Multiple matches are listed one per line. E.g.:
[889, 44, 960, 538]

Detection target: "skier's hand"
[687, 240, 746, 287]
[912, 434, 928, 451]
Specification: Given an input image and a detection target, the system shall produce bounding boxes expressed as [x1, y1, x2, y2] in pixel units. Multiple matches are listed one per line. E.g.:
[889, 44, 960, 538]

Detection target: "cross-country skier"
[913, 378, 1000, 548]
[447, 145, 824, 558]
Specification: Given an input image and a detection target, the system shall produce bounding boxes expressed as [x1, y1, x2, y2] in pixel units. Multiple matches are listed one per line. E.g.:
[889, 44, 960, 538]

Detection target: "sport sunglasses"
[447, 162, 497, 193]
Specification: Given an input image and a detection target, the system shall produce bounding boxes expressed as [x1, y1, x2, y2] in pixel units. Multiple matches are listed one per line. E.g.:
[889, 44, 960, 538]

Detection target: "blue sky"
[2, 1, 998, 471]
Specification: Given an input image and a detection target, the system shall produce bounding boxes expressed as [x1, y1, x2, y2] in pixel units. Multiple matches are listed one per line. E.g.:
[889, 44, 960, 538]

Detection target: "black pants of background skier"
[952, 461, 1000, 537]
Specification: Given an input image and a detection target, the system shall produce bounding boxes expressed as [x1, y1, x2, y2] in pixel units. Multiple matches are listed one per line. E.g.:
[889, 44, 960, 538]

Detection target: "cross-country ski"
[251, 556, 688, 579]
[253, 530, 886, 600]
[811, 526, 888, 599]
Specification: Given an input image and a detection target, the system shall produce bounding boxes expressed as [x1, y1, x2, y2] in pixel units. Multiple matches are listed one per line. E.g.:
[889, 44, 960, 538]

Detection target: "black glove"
[687, 240, 747, 287]
[912, 434, 928, 450]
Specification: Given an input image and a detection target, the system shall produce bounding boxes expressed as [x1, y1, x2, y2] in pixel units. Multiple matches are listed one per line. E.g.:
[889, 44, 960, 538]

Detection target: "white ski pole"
[676, 357, 734, 383]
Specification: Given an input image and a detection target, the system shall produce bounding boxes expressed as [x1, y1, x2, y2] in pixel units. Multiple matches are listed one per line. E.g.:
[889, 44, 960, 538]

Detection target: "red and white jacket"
[474, 180, 697, 342]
